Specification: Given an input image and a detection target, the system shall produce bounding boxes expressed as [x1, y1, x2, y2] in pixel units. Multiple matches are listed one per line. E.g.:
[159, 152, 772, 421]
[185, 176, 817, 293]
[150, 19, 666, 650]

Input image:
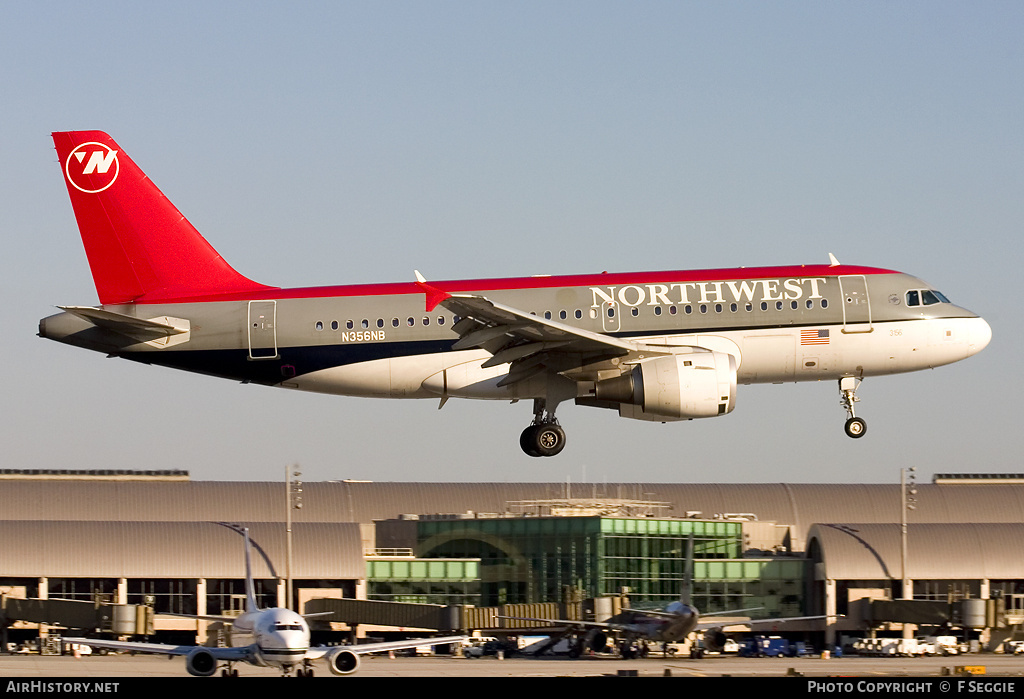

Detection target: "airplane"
[505, 536, 832, 659]
[65, 527, 464, 677]
[40, 131, 992, 457]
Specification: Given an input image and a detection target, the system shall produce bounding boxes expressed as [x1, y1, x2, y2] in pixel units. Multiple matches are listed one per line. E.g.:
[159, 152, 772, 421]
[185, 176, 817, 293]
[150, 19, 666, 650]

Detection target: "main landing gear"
[520, 398, 567, 457]
[839, 377, 867, 438]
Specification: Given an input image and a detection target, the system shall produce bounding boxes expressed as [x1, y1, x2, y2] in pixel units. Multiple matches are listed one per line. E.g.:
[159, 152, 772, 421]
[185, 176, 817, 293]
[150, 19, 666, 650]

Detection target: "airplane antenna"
[828, 253, 841, 267]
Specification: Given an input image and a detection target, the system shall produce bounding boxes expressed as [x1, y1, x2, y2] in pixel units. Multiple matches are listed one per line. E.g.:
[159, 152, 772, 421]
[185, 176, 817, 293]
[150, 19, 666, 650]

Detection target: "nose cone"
[968, 317, 992, 356]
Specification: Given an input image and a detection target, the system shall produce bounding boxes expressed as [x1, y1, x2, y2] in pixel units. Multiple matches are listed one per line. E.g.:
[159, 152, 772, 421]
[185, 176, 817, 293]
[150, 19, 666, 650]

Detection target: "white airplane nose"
[969, 317, 992, 355]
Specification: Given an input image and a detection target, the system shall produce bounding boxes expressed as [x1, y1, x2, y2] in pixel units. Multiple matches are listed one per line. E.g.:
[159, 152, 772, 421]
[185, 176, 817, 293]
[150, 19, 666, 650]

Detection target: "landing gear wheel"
[520, 425, 541, 457]
[845, 417, 867, 438]
[520, 423, 566, 457]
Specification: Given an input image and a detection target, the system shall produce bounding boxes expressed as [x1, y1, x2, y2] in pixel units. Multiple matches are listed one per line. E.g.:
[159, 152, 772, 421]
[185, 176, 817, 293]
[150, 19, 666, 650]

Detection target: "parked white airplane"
[65, 528, 464, 677]
[41, 131, 991, 456]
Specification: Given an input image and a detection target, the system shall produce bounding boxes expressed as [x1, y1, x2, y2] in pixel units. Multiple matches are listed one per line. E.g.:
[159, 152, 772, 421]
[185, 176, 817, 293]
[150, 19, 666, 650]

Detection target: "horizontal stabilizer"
[59, 306, 191, 347]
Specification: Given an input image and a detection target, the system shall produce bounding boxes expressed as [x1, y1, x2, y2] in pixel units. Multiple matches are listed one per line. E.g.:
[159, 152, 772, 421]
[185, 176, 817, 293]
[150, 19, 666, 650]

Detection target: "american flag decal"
[801, 328, 830, 345]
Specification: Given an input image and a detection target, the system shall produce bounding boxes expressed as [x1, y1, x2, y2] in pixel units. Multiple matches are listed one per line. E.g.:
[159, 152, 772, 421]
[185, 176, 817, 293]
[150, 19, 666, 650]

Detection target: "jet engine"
[586, 630, 609, 652]
[185, 647, 218, 677]
[325, 647, 361, 676]
[703, 628, 729, 653]
[591, 352, 737, 420]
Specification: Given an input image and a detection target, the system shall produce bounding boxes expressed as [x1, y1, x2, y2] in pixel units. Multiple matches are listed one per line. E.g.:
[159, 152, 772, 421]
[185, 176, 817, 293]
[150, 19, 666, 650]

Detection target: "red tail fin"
[52, 131, 274, 304]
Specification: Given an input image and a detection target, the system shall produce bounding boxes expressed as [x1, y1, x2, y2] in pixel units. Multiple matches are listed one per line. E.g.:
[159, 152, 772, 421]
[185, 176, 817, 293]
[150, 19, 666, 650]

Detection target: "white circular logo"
[65, 142, 120, 193]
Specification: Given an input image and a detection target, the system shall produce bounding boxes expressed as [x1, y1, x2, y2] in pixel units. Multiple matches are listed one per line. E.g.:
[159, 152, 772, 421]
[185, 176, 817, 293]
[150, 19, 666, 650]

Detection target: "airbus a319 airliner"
[40, 131, 991, 457]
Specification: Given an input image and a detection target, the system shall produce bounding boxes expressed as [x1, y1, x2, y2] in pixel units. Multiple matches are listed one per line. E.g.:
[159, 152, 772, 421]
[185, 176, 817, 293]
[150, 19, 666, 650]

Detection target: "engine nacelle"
[594, 352, 737, 420]
[185, 647, 218, 677]
[586, 630, 609, 652]
[703, 628, 728, 653]
[326, 647, 361, 676]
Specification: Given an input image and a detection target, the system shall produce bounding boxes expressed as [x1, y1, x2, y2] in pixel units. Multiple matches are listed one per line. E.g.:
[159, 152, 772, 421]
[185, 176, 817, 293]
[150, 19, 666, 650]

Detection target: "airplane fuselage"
[231, 607, 310, 670]
[41, 266, 990, 399]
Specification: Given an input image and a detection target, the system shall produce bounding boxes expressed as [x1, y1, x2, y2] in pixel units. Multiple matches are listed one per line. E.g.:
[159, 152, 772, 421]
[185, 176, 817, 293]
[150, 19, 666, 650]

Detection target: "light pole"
[900, 466, 917, 639]
[286, 464, 303, 610]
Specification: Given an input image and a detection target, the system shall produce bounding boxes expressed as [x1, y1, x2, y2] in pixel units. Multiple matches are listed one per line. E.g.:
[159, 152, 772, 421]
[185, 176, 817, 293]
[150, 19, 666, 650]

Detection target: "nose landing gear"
[839, 377, 867, 438]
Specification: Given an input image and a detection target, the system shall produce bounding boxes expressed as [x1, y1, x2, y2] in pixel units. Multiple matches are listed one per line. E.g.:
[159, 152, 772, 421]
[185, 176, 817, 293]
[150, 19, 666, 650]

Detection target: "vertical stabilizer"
[51, 131, 275, 305]
[243, 528, 260, 614]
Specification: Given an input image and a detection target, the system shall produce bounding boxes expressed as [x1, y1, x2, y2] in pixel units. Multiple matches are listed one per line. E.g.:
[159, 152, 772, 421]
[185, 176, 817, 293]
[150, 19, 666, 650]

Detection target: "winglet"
[828, 253, 841, 267]
[414, 270, 451, 312]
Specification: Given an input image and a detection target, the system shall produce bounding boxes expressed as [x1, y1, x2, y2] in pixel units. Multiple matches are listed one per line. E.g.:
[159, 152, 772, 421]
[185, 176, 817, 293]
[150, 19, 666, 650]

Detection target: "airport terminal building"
[1, 471, 1022, 650]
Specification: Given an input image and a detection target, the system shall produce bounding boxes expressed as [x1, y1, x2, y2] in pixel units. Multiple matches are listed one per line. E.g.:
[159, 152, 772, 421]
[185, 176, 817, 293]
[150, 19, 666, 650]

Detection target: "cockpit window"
[907, 289, 950, 307]
[274, 622, 303, 631]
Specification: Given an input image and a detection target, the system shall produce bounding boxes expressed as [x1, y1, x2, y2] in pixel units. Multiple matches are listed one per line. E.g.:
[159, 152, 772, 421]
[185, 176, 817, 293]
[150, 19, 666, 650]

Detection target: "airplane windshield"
[274, 623, 304, 631]
[906, 289, 950, 307]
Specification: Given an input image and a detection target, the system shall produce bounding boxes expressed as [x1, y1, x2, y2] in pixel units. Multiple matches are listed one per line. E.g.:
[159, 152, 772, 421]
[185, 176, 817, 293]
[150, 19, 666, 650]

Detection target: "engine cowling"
[703, 628, 729, 653]
[586, 630, 609, 652]
[593, 352, 737, 420]
[325, 647, 361, 676]
[185, 647, 218, 677]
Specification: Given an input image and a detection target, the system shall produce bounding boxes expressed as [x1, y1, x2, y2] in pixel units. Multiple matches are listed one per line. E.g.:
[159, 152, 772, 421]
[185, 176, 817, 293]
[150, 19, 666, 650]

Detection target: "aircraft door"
[248, 301, 279, 359]
[838, 275, 872, 333]
[601, 301, 620, 333]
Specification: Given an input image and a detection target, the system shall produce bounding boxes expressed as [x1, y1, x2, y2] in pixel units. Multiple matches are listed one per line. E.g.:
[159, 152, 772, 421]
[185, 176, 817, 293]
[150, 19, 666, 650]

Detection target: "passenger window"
[575, 309, 583, 319]
[559, 310, 567, 320]
[821, 299, 829, 309]
[361, 319, 369, 329]
[331, 320, 339, 330]
[654, 306, 662, 316]
[760, 302, 768, 311]
[730, 303, 737, 312]
[438, 316, 446, 325]
[408, 317, 415, 326]
[631, 307, 639, 317]
[699, 304, 707, 314]
[775, 301, 783, 311]
[544, 311, 552, 320]
[315, 321, 323, 331]
[392, 318, 399, 328]
[806, 300, 813, 309]
[377, 318, 384, 328]
[669, 305, 677, 315]
[715, 303, 723, 313]
[346, 320, 354, 330]
[422, 317, 430, 325]
[791, 301, 798, 310]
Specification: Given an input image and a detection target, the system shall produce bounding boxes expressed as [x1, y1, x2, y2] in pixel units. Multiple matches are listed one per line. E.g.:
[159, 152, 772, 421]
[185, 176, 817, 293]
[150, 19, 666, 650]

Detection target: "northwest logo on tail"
[65, 142, 119, 193]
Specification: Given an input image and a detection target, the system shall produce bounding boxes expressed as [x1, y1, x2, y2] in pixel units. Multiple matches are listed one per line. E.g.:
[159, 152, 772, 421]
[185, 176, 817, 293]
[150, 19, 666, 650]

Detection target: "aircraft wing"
[305, 635, 466, 660]
[497, 615, 631, 632]
[695, 614, 836, 631]
[63, 637, 251, 661]
[435, 292, 652, 386]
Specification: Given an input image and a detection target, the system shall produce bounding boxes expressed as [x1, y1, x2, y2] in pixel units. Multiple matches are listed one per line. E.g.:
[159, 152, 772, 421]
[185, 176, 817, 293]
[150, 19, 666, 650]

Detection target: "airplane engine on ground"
[591, 352, 737, 421]
[703, 628, 729, 653]
[586, 630, 609, 652]
[185, 647, 218, 677]
[325, 647, 361, 676]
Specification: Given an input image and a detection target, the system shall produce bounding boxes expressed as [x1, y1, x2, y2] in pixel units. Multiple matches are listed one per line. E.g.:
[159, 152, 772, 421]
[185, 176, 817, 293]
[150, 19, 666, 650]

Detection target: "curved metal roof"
[0, 521, 363, 579]
[2, 481, 1022, 553]
[807, 523, 1024, 580]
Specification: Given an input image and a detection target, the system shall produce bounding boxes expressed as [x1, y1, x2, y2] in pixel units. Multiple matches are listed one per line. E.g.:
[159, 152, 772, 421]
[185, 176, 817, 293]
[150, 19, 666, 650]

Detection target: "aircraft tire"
[532, 424, 566, 457]
[844, 417, 867, 438]
[520, 426, 542, 457]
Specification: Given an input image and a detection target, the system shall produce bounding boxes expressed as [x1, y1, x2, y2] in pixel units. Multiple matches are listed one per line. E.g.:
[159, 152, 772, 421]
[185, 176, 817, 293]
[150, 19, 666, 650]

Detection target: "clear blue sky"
[2, 1, 1020, 483]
